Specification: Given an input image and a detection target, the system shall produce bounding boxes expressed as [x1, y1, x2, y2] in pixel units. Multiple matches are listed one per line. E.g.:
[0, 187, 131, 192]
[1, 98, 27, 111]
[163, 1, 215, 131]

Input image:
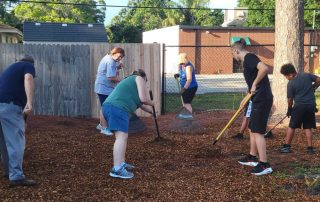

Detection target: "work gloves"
[174, 73, 180, 79]
[286, 107, 293, 117]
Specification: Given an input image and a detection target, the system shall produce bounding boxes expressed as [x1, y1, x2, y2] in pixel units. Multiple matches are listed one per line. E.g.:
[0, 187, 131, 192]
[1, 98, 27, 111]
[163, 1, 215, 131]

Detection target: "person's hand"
[180, 87, 186, 94]
[174, 73, 180, 79]
[286, 107, 293, 117]
[250, 85, 257, 94]
[23, 102, 33, 115]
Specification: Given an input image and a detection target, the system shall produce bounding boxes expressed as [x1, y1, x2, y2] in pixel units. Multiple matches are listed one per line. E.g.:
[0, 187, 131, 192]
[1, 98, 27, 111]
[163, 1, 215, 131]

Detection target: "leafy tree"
[238, 0, 320, 28]
[0, 0, 19, 26]
[107, 0, 224, 42]
[13, 0, 106, 24]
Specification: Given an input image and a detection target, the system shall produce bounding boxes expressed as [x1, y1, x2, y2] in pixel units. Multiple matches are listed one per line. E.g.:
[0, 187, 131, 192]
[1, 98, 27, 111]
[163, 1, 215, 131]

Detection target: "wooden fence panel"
[0, 43, 161, 118]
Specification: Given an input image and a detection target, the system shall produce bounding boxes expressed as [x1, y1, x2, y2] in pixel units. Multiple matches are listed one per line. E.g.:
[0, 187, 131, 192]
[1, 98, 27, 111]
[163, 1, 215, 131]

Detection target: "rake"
[264, 115, 287, 136]
[149, 90, 161, 140]
[213, 94, 253, 145]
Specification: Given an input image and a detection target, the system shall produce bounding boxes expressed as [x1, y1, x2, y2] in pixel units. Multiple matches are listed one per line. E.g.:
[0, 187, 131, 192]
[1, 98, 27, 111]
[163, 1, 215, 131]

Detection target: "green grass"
[164, 91, 320, 113]
[164, 92, 246, 113]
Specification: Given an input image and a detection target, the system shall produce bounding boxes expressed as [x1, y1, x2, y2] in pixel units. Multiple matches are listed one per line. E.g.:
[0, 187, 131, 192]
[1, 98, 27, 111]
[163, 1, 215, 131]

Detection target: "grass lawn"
[164, 91, 320, 113]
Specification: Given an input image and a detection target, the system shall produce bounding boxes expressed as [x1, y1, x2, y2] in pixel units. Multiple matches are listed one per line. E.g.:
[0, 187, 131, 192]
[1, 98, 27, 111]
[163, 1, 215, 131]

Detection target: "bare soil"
[0, 111, 320, 201]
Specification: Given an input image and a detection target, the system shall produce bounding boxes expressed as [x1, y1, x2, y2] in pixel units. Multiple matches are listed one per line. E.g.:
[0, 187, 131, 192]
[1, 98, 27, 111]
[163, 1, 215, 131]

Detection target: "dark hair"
[20, 54, 34, 64]
[280, 63, 297, 75]
[132, 69, 146, 78]
[231, 38, 246, 50]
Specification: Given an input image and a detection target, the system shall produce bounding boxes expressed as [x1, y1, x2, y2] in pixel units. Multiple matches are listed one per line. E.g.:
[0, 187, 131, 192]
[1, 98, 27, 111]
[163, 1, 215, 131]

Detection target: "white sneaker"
[96, 124, 103, 131]
[101, 128, 113, 136]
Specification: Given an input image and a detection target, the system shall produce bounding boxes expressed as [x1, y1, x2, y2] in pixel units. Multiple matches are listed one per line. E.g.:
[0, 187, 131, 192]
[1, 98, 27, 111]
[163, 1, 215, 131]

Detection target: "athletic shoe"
[9, 179, 38, 187]
[307, 147, 315, 155]
[232, 133, 244, 139]
[100, 128, 113, 136]
[109, 166, 134, 179]
[251, 162, 273, 176]
[279, 145, 291, 153]
[176, 114, 194, 120]
[96, 124, 103, 131]
[123, 162, 135, 171]
[238, 155, 258, 167]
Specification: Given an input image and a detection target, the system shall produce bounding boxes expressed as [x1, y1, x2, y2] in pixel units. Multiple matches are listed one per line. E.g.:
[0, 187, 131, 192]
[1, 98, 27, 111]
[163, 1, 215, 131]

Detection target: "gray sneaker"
[307, 147, 315, 155]
[109, 166, 134, 179]
[279, 145, 291, 153]
[123, 162, 135, 171]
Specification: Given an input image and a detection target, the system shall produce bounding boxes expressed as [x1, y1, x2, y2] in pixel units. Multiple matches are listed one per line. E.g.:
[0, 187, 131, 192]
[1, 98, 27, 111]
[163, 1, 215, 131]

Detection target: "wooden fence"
[0, 43, 161, 118]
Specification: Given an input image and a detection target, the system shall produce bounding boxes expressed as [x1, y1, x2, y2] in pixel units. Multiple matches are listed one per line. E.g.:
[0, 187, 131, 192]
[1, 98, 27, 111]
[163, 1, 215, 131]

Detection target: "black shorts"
[249, 98, 273, 134]
[97, 94, 108, 106]
[182, 86, 197, 104]
[289, 104, 316, 129]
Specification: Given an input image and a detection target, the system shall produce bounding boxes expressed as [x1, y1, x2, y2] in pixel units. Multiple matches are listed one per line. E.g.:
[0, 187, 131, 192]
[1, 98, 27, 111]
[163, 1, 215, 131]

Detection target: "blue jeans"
[0, 102, 26, 181]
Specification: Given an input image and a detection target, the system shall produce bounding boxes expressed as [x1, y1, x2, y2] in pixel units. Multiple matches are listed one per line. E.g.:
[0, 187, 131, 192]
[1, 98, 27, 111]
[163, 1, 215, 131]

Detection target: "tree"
[13, 0, 105, 24]
[0, 0, 19, 26]
[107, 0, 224, 42]
[238, 0, 320, 28]
[272, 0, 304, 120]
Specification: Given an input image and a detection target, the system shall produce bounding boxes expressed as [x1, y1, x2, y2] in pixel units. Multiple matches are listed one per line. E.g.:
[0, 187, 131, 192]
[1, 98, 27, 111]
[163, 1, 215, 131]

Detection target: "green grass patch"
[163, 92, 246, 113]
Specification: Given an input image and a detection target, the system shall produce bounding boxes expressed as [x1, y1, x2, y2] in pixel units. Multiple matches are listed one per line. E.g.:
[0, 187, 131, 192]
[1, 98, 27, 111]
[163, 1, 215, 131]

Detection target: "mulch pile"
[0, 111, 320, 201]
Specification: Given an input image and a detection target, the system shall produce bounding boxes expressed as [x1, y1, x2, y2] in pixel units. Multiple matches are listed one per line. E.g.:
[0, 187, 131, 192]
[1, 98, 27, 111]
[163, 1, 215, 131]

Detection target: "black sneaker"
[307, 147, 315, 155]
[238, 155, 258, 166]
[251, 162, 273, 176]
[264, 131, 273, 139]
[279, 144, 291, 153]
[9, 179, 38, 188]
[232, 133, 244, 140]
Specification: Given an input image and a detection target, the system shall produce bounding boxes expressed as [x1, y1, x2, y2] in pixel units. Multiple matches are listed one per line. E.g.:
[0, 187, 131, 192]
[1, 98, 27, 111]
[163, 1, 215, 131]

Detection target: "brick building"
[143, 25, 320, 74]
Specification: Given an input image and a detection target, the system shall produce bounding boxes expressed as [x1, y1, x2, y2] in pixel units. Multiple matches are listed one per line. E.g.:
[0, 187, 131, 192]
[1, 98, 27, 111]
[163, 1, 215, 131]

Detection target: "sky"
[104, 0, 238, 25]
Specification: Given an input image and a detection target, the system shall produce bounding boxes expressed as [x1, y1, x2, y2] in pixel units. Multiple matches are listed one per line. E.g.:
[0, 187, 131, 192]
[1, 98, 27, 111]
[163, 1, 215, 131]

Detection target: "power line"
[3, 0, 320, 11]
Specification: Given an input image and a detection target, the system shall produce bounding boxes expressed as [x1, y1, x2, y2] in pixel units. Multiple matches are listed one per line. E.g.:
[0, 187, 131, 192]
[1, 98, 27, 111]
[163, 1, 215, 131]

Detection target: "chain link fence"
[161, 44, 319, 114]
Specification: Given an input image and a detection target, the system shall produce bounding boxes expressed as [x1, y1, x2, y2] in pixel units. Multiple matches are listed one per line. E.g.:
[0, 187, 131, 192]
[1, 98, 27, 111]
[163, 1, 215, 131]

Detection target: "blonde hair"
[178, 53, 188, 64]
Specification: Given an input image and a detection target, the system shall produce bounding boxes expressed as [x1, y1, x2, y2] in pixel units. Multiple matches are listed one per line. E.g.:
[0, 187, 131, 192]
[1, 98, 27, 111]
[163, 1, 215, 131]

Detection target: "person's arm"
[136, 76, 154, 106]
[181, 65, 193, 93]
[106, 61, 121, 82]
[251, 62, 270, 93]
[24, 73, 35, 115]
[312, 76, 320, 91]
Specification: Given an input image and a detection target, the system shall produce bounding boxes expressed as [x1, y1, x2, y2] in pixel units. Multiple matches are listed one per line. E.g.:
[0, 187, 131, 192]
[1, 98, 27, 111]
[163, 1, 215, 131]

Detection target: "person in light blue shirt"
[94, 47, 124, 136]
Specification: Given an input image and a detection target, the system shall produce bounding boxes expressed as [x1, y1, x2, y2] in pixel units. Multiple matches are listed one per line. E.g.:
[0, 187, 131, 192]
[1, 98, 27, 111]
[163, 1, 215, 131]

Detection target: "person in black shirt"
[231, 39, 273, 176]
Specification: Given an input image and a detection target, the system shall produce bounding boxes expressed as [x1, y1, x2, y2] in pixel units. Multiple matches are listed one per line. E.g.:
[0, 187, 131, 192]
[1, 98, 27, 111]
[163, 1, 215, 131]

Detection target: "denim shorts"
[102, 104, 129, 133]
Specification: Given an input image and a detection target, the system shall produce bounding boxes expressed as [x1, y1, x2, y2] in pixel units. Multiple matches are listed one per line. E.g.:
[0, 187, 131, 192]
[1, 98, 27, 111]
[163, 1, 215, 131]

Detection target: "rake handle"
[213, 94, 252, 145]
[149, 90, 161, 138]
[264, 115, 287, 136]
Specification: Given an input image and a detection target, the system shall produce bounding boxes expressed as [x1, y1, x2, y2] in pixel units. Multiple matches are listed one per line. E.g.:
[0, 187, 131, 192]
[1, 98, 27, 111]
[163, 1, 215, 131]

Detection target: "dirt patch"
[1, 111, 320, 201]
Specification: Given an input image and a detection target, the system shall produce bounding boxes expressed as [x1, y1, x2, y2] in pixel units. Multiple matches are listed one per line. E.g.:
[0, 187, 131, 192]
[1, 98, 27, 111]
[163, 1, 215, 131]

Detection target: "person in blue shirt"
[174, 53, 198, 115]
[94, 47, 124, 136]
[0, 55, 37, 187]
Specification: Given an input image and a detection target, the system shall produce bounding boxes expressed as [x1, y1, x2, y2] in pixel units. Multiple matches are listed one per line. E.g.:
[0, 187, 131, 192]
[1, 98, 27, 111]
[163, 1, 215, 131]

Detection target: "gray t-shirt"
[94, 55, 118, 95]
[287, 73, 317, 105]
